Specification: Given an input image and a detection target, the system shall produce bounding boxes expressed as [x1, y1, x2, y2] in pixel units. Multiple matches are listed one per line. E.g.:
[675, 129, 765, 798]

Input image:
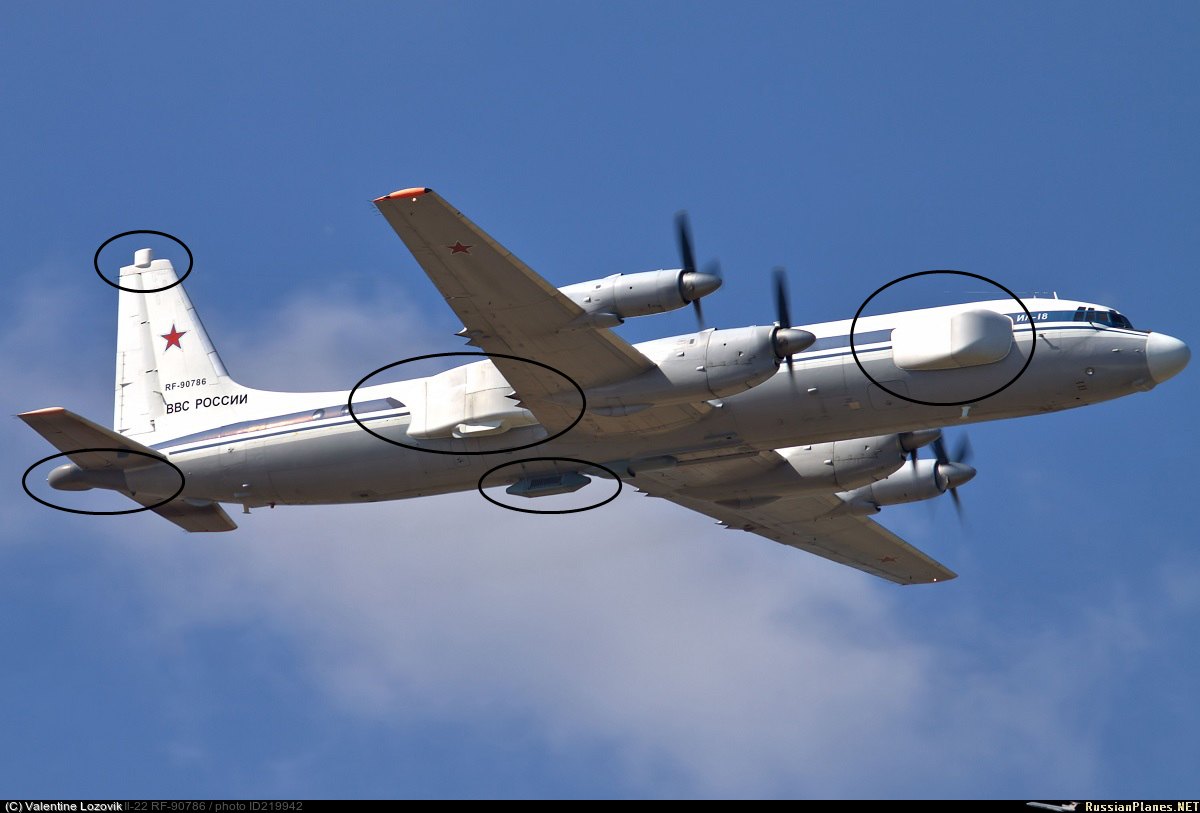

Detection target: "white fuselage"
[150, 297, 1168, 510]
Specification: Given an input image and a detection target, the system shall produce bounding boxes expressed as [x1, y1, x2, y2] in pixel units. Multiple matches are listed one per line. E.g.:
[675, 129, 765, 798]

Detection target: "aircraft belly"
[160, 448, 249, 505]
[725, 357, 956, 449]
[866, 380, 911, 410]
[260, 428, 427, 504]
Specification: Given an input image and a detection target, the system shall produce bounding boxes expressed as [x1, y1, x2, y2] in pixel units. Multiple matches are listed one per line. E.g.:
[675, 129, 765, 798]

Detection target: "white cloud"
[110, 488, 1155, 797]
[213, 275, 454, 393]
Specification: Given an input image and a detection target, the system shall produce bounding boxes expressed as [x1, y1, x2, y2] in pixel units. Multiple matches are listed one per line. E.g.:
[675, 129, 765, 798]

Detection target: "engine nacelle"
[832, 459, 952, 515]
[779, 435, 913, 492]
[676, 430, 940, 501]
[559, 269, 721, 325]
[587, 325, 810, 410]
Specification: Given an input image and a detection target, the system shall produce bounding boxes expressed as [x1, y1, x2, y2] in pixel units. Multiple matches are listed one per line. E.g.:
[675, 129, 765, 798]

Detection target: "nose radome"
[1147, 333, 1190, 384]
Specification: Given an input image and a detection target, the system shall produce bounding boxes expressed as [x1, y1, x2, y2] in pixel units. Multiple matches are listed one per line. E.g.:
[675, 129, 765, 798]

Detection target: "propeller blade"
[949, 486, 965, 521]
[773, 267, 798, 370]
[954, 435, 973, 466]
[675, 211, 696, 275]
[676, 213, 724, 330]
[773, 267, 793, 330]
[931, 432, 974, 528]
[931, 436, 949, 467]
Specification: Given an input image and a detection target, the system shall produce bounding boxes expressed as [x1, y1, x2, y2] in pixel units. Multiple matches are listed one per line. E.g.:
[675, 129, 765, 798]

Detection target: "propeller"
[672, 214, 811, 369]
[930, 433, 975, 520]
[675, 211, 722, 329]
[900, 429, 941, 471]
[770, 266, 815, 368]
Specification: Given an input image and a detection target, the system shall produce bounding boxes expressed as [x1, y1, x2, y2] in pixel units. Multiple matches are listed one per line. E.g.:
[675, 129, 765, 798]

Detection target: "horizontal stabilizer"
[19, 407, 237, 532]
[135, 495, 238, 532]
[19, 407, 163, 469]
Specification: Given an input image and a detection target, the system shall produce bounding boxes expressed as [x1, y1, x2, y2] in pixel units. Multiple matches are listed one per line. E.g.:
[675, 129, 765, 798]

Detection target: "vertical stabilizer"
[114, 249, 248, 440]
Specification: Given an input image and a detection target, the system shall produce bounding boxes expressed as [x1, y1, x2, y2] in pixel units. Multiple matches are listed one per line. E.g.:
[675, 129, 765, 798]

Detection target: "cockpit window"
[1110, 311, 1134, 329]
[1020, 308, 1135, 329]
[1080, 309, 1135, 329]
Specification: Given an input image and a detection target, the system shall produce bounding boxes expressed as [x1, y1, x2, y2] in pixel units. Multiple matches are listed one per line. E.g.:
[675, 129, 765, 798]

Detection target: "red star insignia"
[446, 241, 473, 254]
[162, 324, 187, 350]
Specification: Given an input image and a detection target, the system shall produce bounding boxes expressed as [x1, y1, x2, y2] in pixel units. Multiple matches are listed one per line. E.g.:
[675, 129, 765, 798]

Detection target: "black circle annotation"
[346, 352, 587, 456]
[95, 231, 193, 294]
[477, 457, 623, 514]
[21, 449, 185, 516]
[849, 270, 1037, 407]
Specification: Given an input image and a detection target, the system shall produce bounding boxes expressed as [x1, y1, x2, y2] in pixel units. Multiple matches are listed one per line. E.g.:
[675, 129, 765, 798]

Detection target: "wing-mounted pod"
[407, 359, 541, 440]
[583, 324, 814, 413]
[559, 269, 722, 328]
[891, 309, 1014, 371]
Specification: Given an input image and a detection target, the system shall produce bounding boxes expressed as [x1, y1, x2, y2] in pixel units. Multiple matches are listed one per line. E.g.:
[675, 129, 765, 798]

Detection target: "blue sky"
[2, 1, 1197, 799]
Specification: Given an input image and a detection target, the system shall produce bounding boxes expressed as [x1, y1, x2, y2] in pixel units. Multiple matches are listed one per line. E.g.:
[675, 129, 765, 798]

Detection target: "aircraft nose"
[1146, 332, 1190, 384]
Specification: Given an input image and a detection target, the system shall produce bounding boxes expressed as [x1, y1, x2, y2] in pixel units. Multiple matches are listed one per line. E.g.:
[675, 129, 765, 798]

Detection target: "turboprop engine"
[678, 430, 942, 506]
[559, 269, 722, 328]
[558, 211, 726, 328]
[585, 324, 816, 413]
[831, 437, 976, 516]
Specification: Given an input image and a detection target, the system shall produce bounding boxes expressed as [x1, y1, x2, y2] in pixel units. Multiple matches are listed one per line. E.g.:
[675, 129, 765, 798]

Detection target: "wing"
[20, 406, 237, 532]
[373, 187, 707, 436]
[634, 450, 957, 585]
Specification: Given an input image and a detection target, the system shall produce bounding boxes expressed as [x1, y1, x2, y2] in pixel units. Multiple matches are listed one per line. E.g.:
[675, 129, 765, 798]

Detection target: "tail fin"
[115, 248, 250, 439]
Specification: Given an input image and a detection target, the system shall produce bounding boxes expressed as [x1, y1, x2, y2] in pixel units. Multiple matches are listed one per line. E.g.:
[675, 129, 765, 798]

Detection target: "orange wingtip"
[374, 187, 431, 202]
[18, 407, 67, 418]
